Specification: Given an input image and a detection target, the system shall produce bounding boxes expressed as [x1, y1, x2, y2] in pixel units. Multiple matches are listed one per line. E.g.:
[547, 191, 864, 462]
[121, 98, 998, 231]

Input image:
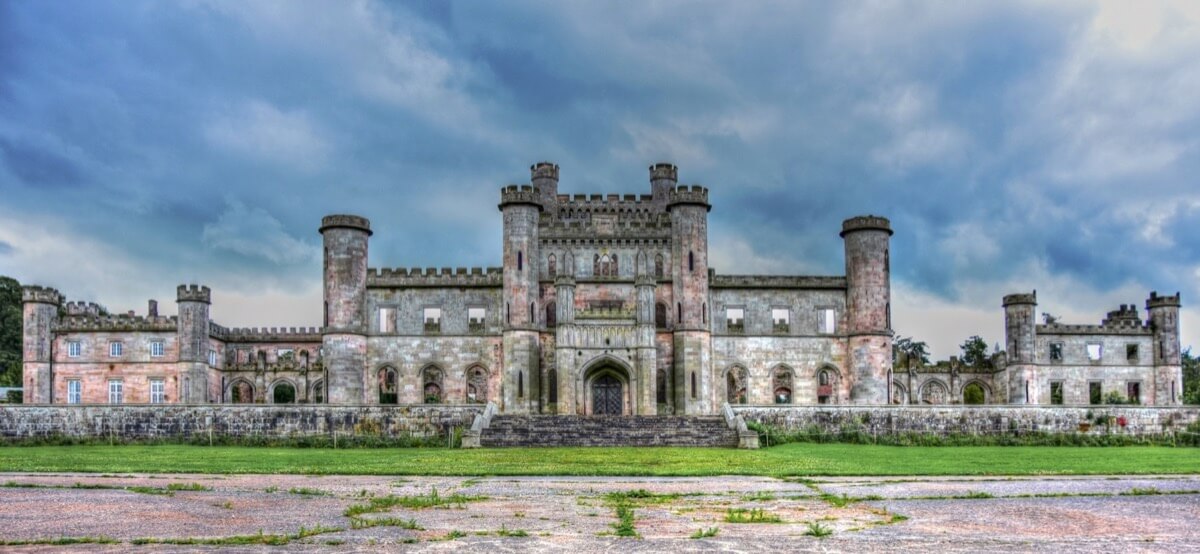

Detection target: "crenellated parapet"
[667, 185, 710, 211]
[531, 161, 559, 181]
[64, 301, 104, 317]
[1100, 304, 1143, 328]
[839, 215, 893, 237]
[21, 286, 62, 306]
[219, 326, 324, 343]
[56, 314, 178, 333]
[1147, 291, 1181, 309]
[540, 219, 671, 240]
[499, 184, 542, 210]
[1036, 323, 1151, 336]
[176, 284, 211, 304]
[1002, 292, 1037, 306]
[650, 162, 678, 182]
[319, 214, 373, 236]
[366, 266, 503, 288]
[711, 275, 848, 290]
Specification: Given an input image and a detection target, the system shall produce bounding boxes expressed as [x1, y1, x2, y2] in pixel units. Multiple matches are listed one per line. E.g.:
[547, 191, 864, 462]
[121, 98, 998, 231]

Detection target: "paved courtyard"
[0, 472, 1198, 552]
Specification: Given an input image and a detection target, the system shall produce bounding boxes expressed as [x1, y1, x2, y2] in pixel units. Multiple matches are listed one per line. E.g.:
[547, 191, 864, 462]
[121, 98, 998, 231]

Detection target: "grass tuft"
[724, 508, 783, 523]
[689, 527, 720, 539]
[803, 521, 833, 537]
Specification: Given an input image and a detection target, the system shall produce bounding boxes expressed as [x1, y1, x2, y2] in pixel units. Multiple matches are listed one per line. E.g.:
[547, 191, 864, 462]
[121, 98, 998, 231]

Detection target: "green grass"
[690, 527, 720, 539]
[0, 444, 1198, 476]
[724, 508, 783, 523]
[803, 521, 833, 537]
[344, 488, 487, 517]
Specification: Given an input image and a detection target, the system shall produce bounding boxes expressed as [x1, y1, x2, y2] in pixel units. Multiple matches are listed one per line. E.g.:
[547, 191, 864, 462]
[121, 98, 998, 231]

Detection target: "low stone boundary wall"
[0, 405, 482, 442]
[732, 406, 1200, 436]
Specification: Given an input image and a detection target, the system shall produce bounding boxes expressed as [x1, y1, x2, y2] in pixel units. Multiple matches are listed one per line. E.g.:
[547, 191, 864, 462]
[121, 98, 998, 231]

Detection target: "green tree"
[892, 336, 930, 367]
[1184, 348, 1199, 405]
[0, 276, 22, 387]
[959, 335, 990, 368]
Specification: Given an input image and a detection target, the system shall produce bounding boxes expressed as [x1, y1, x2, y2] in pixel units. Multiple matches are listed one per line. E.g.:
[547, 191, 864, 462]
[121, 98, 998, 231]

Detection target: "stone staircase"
[478, 415, 740, 448]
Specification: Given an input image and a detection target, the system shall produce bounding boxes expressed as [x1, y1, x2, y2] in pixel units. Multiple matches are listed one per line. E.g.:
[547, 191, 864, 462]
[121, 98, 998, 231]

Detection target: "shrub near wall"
[734, 406, 1200, 447]
[0, 405, 482, 447]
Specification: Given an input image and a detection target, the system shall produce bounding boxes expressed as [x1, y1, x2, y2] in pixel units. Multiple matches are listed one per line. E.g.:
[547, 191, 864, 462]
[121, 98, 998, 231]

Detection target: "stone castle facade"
[21, 163, 1184, 411]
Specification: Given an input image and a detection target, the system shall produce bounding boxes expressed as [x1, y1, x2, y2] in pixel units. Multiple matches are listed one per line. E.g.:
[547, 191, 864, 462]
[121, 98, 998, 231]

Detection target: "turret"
[319, 214, 372, 404]
[840, 216, 894, 404]
[1003, 291, 1038, 404]
[668, 177, 713, 414]
[176, 284, 211, 403]
[21, 285, 62, 404]
[531, 162, 559, 209]
[1146, 291, 1182, 405]
[650, 163, 677, 205]
[499, 183, 542, 413]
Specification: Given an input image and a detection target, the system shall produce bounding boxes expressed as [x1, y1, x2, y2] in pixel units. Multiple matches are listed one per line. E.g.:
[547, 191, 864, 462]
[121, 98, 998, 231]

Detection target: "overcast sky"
[1, 1, 1197, 359]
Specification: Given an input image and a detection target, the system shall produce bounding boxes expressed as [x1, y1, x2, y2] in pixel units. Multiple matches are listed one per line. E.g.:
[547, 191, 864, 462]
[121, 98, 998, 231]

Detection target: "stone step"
[479, 415, 739, 448]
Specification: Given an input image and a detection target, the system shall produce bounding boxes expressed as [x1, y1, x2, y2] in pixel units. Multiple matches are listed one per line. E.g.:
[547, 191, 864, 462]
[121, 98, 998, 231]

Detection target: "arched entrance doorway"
[593, 374, 622, 415]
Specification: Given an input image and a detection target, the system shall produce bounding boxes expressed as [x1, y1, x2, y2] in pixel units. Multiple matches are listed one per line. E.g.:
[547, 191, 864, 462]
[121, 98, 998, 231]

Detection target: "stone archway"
[581, 357, 635, 416]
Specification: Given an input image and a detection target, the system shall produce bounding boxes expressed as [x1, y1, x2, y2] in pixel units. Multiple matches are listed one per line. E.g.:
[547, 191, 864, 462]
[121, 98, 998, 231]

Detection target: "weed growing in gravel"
[604, 489, 682, 504]
[127, 486, 173, 496]
[263, 486, 279, 493]
[690, 527, 720, 539]
[496, 525, 529, 537]
[804, 522, 833, 538]
[611, 504, 638, 537]
[741, 491, 776, 501]
[724, 508, 783, 523]
[130, 525, 342, 546]
[431, 530, 466, 541]
[962, 491, 994, 499]
[889, 514, 909, 523]
[343, 487, 487, 517]
[349, 516, 423, 530]
[167, 483, 211, 492]
[1123, 487, 1162, 496]
[0, 536, 120, 546]
[288, 487, 327, 496]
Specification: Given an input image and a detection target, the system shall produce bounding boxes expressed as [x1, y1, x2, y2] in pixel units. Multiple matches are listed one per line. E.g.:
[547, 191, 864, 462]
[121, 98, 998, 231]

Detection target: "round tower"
[650, 162, 677, 205]
[1003, 291, 1038, 404]
[668, 179, 712, 414]
[840, 216, 893, 404]
[499, 184, 542, 413]
[531, 162, 559, 209]
[21, 285, 61, 404]
[319, 214, 372, 404]
[175, 284, 211, 403]
[1146, 291, 1182, 405]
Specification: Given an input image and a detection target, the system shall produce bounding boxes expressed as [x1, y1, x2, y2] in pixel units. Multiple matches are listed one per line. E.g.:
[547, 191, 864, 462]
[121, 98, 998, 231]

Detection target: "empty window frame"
[468, 307, 487, 333]
[654, 254, 664, 278]
[1049, 342, 1064, 362]
[1049, 381, 1064, 405]
[150, 379, 165, 404]
[818, 308, 837, 334]
[547, 254, 557, 277]
[67, 341, 81, 358]
[1126, 344, 1139, 363]
[1089, 381, 1103, 405]
[208, 350, 219, 367]
[423, 307, 442, 334]
[725, 307, 745, 334]
[1126, 381, 1141, 404]
[109, 341, 123, 357]
[1086, 343, 1102, 362]
[772, 308, 790, 334]
[150, 340, 165, 358]
[108, 380, 123, 404]
[67, 380, 81, 404]
[378, 307, 396, 333]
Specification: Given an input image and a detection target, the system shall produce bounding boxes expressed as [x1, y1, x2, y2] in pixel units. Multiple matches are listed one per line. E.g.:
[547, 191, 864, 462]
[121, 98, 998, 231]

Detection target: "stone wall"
[0, 405, 482, 442]
[733, 405, 1200, 436]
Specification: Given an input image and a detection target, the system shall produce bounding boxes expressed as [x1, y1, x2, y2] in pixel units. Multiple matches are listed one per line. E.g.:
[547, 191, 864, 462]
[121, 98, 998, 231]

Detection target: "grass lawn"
[0, 444, 1196, 476]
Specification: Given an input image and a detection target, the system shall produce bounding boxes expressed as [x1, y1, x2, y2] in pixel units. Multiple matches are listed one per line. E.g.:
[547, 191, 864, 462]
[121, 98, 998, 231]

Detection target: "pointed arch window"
[654, 254, 664, 278]
[422, 366, 443, 404]
[378, 366, 399, 404]
[548, 254, 557, 277]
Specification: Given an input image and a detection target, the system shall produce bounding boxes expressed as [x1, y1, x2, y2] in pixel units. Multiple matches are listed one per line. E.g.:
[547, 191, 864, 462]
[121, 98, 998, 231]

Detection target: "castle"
[20, 163, 1184, 411]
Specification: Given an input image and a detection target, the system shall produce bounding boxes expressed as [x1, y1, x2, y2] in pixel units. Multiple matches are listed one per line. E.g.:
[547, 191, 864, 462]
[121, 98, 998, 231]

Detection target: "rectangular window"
[67, 380, 81, 404]
[1049, 343, 1063, 362]
[67, 341, 81, 358]
[208, 350, 218, 367]
[108, 380, 123, 404]
[109, 341, 123, 357]
[1050, 381, 1064, 405]
[423, 307, 442, 334]
[1089, 381, 1102, 405]
[725, 307, 745, 334]
[378, 307, 395, 333]
[150, 379, 165, 404]
[819, 308, 837, 334]
[1126, 344, 1139, 363]
[1086, 343, 1102, 362]
[1127, 382, 1141, 404]
[150, 340, 164, 357]
[771, 308, 790, 334]
[468, 307, 486, 333]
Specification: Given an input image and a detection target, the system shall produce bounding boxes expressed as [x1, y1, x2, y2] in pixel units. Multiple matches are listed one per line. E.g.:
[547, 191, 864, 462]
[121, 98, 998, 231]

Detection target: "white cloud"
[201, 200, 317, 264]
[203, 101, 330, 171]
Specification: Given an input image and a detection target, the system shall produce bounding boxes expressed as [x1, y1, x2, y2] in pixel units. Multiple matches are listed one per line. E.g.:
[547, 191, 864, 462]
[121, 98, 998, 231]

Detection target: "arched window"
[655, 303, 668, 329]
[231, 380, 254, 404]
[466, 366, 488, 404]
[593, 254, 600, 276]
[422, 366, 443, 404]
[726, 366, 748, 404]
[963, 382, 986, 405]
[817, 369, 835, 404]
[546, 301, 556, 327]
[257, 350, 266, 369]
[378, 366, 398, 404]
[772, 367, 793, 404]
[611, 254, 619, 276]
[311, 380, 325, 404]
[272, 382, 296, 404]
[517, 251, 523, 271]
[654, 254, 664, 278]
[547, 254, 557, 277]
[300, 350, 310, 369]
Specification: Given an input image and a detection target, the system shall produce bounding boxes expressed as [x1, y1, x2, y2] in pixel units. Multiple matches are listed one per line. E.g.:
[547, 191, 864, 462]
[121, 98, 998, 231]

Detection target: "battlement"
[667, 185, 710, 210]
[64, 301, 104, 317]
[1146, 291, 1181, 309]
[56, 313, 178, 333]
[1036, 323, 1151, 337]
[649, 162, 678, 182]
[840, 215, 893, 237]
[710, 275, 848, 290]
[1003, 291, 1037, 307]
[21, 285, 62, 306]
[210, 322, 323, 343]
[540, 218, 672, 239]
[319, 214, 372, 236]
[1101, 304, 1143, 327]
[499, 184, 542, 209]
[366, 266, 503, 288]
[176, 284, 211, 304]
[531, 162, 559, 181]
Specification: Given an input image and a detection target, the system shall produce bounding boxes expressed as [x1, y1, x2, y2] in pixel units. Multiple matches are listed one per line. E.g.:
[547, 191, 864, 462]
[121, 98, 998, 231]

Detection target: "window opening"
[772, 308, 789, 334]
[1050, 381, 1064, 405]
[423, 307, 442, 334]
